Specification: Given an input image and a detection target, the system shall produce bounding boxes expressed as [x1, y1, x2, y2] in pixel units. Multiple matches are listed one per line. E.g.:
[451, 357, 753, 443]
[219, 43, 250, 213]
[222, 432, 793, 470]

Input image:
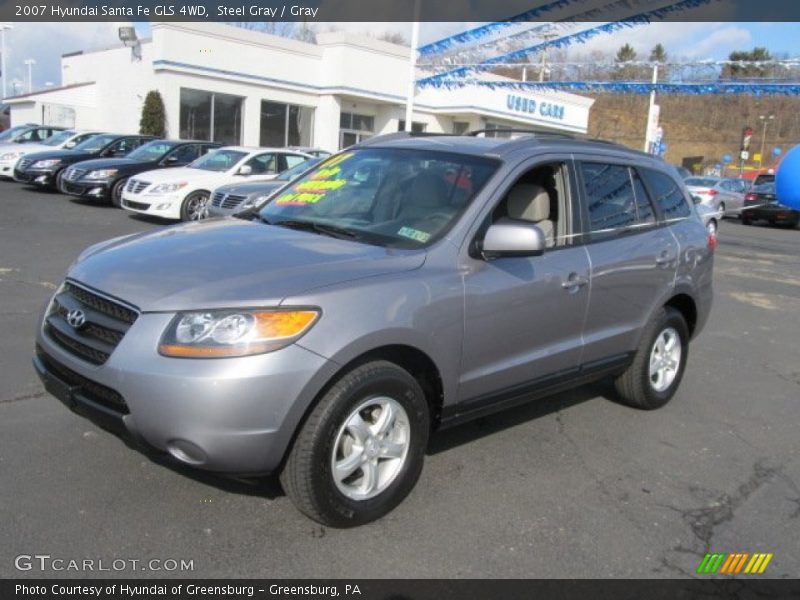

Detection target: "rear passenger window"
[641, 169, 691, 220]
[580, 163, 637, 239]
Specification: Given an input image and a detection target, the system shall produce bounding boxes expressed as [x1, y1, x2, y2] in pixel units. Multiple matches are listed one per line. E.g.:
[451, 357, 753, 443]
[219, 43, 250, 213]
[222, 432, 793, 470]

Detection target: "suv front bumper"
[34, 309, 339, 475]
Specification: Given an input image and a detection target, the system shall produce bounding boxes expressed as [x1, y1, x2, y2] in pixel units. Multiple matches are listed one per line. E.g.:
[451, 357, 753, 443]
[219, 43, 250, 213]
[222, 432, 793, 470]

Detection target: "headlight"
[0, 151, 22, 160]
[158, 308, 320, 358]
[84, 169, 118, 180]
[151, 182, 188, 194]
[241, 194, 272, 210]
[32, 159, 61, 169]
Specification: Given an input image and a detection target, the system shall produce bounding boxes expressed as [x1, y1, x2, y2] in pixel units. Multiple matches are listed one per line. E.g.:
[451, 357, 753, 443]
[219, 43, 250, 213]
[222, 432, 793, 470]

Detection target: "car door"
[717, 180, 739, 216]
[576, 159, 679, 367]
[457, 157, 591, 408]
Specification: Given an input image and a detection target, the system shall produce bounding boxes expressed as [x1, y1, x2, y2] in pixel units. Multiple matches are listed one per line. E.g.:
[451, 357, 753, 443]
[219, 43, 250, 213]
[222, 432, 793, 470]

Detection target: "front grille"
[65, 167, 86, 181]
[17, 158, 33, 171]
[123, 199, 150, 211]
[126, 179, 149, 194]
[44, 282, 138, 365]
[222, 194, 246, 209]
[211, 192, 246, 209]
[37, 347, 129, 415]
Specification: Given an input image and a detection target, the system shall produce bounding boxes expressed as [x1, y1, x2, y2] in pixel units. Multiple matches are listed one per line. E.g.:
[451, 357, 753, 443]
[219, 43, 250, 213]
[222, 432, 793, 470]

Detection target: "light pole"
[404, 1, 421, 133]
[0, 23, 13, 99]
[758, 114, 775, 168]
[643, 63, 659, 152]
[24, 58, 36, 93]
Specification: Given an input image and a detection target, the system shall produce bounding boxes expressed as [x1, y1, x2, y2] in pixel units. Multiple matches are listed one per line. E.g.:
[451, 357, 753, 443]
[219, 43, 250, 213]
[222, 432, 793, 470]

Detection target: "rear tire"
[614, 307, 689, 410]
[741, 215, 753, 226]
[280, 360, 429, 527]
[110, 178, 128, 208]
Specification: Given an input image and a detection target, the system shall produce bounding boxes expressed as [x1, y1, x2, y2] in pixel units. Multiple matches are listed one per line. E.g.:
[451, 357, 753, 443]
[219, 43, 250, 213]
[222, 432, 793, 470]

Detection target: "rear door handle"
[655, 252, 674, 266]
[562, 273, 589, 291]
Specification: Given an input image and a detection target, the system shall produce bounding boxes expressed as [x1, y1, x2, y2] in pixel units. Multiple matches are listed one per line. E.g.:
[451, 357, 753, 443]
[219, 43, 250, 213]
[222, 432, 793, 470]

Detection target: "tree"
[649, 44, 667, 63]
[615, 43, 637, 63]
[376, 31, 408, 46]
[724, 47, 774, 79]
[139, 90, 166, 137]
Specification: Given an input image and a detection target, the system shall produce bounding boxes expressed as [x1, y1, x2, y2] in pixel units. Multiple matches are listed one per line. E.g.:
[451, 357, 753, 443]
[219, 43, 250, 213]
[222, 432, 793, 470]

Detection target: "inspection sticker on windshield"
[397, 227, 431, 243]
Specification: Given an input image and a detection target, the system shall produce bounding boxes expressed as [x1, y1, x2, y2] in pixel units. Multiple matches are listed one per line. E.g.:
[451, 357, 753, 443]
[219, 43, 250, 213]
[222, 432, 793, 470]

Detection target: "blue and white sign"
[506, 94, 565, 121]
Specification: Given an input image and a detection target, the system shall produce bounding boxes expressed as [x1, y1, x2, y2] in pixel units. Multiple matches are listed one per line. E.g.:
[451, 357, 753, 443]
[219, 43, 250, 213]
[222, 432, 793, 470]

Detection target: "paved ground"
[1, 182, 798, 579]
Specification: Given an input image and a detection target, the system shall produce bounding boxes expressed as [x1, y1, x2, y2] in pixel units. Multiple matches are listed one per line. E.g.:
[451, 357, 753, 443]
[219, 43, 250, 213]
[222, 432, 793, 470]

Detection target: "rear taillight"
[744, 192, 757, 202]
[708, 232, 717, 252]
[707, 189, 718, 196]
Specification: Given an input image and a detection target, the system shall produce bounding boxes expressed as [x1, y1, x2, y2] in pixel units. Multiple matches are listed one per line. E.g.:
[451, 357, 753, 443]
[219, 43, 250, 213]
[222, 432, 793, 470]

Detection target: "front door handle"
[562, 273, 589, 291]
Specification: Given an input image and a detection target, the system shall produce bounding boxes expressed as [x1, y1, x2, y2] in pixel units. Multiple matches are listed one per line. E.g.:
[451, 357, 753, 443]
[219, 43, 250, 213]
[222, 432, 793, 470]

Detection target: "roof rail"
[355, 131, 456, 147]
[468, 128, 575, 139]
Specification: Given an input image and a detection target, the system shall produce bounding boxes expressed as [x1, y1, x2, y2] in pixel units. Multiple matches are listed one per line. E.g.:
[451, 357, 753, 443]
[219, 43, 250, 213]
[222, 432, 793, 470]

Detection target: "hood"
[71, 157, 141, 170]
[0, 142, 48, 156]
[137, 166, 223, 186]
[23, 148, 95, 164]
[68, 219, 426, 312]
[214, 180, 284, 196]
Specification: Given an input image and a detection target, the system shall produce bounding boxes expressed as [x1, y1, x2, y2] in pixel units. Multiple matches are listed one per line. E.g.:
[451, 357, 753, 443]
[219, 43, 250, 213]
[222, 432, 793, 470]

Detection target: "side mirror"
[238, 165, 253, 176]
[64, 142, 76, 149]
[480, 219, 546, 259]
[163, 156, 179, 165]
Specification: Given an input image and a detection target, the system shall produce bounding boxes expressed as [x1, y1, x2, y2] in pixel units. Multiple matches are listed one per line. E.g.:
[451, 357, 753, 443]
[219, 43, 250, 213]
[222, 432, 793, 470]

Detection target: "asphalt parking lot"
[1, 182, 798, 579]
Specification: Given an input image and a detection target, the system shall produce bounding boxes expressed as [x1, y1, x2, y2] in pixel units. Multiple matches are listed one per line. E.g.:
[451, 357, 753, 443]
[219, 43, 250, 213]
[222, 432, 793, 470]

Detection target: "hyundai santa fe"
[33, 132, 714, 526]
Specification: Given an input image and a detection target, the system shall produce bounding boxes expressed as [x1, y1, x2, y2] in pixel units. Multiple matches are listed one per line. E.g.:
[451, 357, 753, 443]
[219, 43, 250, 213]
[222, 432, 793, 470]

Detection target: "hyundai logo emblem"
[66, 308, 86, 329]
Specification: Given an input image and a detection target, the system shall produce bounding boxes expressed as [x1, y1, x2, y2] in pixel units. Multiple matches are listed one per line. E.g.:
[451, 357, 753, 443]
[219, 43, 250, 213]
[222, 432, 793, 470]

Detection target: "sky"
[2, 21, 799, 95]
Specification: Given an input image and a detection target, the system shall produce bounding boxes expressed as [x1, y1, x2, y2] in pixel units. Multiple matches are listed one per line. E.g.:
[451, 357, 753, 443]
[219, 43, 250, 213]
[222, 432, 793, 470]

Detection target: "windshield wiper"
[270, 219, 360, 240]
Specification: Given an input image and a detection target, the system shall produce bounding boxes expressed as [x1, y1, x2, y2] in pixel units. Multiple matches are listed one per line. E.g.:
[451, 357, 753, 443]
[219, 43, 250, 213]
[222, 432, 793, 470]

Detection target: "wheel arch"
[665, 292, 698, 337]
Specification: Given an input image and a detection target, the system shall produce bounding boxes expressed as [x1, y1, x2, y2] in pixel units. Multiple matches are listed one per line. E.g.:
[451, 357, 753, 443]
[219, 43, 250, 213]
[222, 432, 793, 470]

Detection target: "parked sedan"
[685, 176, 750, 218]
[14, 133, 157, 190]
[0, 129, 101, 179]
[120, 147, 312, 221]
[742, 183, 799, 228]
[59, 140, 220, 206]
[206, 156, 323, 218]
[0, 123, 65, 146]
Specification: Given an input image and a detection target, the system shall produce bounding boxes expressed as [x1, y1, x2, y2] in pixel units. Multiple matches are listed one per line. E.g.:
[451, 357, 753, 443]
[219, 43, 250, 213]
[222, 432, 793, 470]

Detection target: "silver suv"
[34, 133, 714, 526]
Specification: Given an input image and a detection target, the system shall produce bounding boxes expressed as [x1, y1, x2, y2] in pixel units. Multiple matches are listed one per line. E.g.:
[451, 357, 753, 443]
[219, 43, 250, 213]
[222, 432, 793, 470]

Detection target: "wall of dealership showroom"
[6, 23, 593, 151]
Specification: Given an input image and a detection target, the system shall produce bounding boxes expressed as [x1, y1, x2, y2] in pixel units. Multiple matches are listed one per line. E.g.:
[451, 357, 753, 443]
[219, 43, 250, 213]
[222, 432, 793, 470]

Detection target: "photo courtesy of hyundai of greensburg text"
[1, 0, 799, 598]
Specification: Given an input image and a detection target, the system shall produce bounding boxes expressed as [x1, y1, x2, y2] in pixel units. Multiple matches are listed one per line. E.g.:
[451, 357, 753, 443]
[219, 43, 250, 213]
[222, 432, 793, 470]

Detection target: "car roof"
[355, 131, 657, 162]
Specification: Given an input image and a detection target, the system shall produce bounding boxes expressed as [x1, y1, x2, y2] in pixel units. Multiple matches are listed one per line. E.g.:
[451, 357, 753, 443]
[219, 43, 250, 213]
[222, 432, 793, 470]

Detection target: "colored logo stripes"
[697, 552, 773, 574]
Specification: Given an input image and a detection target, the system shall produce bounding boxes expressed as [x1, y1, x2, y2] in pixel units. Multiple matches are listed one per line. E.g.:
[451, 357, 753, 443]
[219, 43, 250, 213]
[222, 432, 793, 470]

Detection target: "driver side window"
[488, 162, 572, 249]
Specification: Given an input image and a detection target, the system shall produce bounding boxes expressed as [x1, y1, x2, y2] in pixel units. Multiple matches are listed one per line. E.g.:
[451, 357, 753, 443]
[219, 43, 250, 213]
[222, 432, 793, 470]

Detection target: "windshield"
[42, 130, 76, 147]
[72, 133, 118, 154]
[685, 177, 718, 188]
[189, 149, 247, 172]
[0, 125, 31, 142]
[754, 174, 775, 185]
[259, 148, 498, 248]
[127, 141, 175, 162]
[275, 157, 322, 181]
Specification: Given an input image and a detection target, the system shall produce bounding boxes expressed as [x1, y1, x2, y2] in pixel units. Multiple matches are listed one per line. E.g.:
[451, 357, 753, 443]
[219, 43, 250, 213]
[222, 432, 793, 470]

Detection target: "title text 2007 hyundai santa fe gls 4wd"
[34, 133, 713, 526]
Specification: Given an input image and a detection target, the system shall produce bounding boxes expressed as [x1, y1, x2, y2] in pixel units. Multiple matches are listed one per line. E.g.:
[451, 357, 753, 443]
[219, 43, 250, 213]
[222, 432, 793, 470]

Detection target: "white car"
[120, 146, 311, 221]
[0, 129, 102, 179]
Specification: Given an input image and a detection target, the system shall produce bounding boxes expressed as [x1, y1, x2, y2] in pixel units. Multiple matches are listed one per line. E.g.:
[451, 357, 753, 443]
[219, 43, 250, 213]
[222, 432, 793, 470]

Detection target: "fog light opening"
[166, 439, 208, 465]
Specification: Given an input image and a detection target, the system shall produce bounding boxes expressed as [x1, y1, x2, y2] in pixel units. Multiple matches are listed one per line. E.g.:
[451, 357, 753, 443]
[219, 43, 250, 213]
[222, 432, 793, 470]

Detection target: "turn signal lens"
[159, 309, 320, 358]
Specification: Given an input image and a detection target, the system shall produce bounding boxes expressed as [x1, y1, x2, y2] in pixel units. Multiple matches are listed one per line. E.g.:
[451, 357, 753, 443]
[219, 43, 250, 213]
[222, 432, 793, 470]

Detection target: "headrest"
[507, 184, 550, 222]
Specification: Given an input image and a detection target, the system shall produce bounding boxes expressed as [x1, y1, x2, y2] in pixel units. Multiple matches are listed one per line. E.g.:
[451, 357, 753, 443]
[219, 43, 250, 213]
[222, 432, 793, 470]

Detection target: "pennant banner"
[417, 0, 716, 87]
[419, 78, 800, 95]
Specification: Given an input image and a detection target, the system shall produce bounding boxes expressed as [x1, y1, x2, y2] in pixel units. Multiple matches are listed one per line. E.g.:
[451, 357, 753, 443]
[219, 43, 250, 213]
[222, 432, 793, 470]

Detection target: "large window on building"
[259, 101, 314, 147]
[179, 88, 243, 145]
[339, 111, 375, 149]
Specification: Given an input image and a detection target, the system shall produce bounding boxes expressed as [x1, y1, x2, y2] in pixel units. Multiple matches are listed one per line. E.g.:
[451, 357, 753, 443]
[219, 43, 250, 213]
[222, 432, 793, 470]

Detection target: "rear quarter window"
[641, 169, 692, 220]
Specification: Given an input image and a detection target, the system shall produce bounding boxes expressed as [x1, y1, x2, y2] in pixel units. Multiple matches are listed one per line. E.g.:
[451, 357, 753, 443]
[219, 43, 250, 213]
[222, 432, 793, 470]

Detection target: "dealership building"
[5, 22, 595, 152]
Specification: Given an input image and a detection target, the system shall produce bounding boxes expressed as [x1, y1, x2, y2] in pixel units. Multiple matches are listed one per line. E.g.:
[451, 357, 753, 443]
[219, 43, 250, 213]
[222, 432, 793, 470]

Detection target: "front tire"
[54, 169, 66, 193]
[110, 178, 128, 207]
[280, 361, 430, 527]
[179, 191, 210, 221]
[614, 307, 689, 410]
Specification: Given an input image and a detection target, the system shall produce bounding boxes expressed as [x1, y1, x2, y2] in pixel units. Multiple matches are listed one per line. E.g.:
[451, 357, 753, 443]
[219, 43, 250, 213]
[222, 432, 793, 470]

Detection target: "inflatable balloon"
[774, 144, 800, 210]
[772, 147, 782, 157]
[722, 154, 733, 164]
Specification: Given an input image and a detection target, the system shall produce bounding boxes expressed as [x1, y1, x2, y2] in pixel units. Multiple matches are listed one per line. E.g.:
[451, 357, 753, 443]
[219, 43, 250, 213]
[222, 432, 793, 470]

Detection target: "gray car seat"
[506, 183, 555, 247]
